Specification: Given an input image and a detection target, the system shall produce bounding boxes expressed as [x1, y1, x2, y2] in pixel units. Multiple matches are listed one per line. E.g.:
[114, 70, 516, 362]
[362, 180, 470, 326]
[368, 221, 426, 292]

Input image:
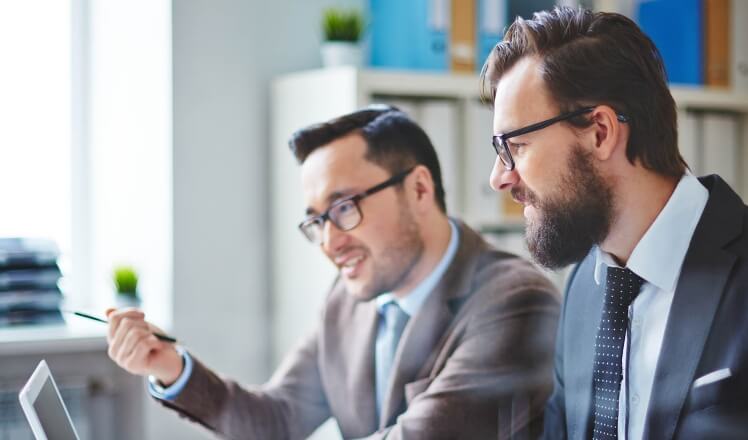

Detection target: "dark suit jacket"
[543, 175, 748, 439]
[158, 221, 560, 439]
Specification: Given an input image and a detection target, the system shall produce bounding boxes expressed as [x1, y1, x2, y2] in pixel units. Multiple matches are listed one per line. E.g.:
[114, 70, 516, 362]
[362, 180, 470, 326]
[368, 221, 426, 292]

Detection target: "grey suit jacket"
[543, 175, 748, 439]
[158, 221, 560, 439]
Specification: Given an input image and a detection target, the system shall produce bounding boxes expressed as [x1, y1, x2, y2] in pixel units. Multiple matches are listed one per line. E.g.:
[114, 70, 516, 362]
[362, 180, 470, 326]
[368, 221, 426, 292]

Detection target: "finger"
[109, 317, 149, 361]
[107, 309, 145, 342]
[114, 329, 153, 370]
[122, 335, 161, 373]
[108, 309, 144, 341]
[113, 318, 151, 360]
[115, 325, 149, 362]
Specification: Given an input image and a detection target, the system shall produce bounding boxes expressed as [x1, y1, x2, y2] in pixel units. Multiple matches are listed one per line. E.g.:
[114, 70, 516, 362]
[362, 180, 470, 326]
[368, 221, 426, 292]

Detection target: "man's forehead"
[300, 137, 387, 212]
[493, 57, 555, 131]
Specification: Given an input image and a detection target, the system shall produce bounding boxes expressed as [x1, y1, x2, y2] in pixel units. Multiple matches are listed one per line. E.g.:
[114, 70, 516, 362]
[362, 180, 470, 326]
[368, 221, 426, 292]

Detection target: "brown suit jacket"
[158, 221, 560, 439]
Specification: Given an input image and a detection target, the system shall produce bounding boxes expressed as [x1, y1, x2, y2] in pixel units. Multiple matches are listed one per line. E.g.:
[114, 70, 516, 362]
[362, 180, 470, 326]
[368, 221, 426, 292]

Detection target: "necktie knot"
[383, 301, 409, 331]
[604, 266, 645, 310]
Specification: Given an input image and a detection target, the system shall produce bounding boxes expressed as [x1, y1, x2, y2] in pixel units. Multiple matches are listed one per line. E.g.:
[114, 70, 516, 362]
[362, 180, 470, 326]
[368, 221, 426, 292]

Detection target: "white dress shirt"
[593, 172, 708, 440]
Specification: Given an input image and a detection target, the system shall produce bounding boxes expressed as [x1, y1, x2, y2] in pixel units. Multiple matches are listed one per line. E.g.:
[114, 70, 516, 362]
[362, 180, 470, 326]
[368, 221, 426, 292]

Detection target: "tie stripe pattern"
[591, 267, 644, 440]
[375, 301, 410, 416]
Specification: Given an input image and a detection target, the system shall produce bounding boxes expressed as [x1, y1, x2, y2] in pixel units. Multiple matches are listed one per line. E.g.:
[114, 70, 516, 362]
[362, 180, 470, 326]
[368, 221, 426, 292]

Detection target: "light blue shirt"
[374, 220, 459, 410]
[375, 219, 459, 317]
[593, 172, 708, 440]
[149, 219, 460, 401]
[148, 345, 193, 400]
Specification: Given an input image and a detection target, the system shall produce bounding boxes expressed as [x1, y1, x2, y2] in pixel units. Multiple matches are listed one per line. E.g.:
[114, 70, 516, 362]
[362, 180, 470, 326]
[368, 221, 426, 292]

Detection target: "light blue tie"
[375, 301, 410, 417]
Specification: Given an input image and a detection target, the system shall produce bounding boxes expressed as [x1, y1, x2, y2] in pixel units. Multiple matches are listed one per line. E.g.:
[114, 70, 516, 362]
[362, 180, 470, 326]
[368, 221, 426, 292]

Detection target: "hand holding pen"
[99, 308, 185, 386]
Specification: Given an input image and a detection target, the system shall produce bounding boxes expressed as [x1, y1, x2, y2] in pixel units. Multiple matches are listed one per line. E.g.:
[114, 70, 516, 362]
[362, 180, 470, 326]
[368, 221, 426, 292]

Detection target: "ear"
[586, 105, 628, 162]
[409, 165, 436, 214]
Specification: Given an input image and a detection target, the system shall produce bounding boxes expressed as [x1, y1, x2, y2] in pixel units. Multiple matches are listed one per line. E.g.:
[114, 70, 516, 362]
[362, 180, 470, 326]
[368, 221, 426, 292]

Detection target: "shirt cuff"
[147, 346, 193, 401]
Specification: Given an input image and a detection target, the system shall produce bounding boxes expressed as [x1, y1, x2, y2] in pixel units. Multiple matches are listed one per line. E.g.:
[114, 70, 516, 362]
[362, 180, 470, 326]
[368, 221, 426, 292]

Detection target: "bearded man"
[105, 106, 560, 439]
[483, 7, 748, 440]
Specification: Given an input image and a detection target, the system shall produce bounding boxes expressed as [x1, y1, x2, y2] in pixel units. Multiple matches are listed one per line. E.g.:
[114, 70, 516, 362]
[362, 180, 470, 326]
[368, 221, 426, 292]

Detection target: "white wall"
[86, 0, 173, 325]
[155, 1, 362, 439]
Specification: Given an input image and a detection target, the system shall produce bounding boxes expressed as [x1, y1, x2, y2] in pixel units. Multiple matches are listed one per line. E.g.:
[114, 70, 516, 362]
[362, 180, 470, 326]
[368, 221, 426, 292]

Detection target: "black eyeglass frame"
[298, 167, 416, 243]
[492, 106, 630, 171]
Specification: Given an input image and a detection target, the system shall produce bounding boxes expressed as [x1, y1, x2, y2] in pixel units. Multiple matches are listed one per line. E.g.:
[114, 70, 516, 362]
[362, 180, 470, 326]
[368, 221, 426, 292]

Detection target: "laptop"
[18, 360, 81, 440]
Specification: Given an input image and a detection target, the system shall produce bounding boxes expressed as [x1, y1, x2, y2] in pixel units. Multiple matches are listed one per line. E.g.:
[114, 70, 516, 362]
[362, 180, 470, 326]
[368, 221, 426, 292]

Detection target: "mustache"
[510, 186, 539, 206]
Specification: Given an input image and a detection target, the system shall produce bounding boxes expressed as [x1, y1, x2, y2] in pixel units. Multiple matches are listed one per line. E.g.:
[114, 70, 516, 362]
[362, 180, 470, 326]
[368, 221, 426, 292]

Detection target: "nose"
[321, 219, 349, 256]
[489, 156, 519, 192]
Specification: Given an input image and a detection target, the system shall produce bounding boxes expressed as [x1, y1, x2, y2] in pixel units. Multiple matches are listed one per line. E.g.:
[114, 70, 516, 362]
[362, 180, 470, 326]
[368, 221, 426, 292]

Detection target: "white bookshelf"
[270, 67, 748, 367]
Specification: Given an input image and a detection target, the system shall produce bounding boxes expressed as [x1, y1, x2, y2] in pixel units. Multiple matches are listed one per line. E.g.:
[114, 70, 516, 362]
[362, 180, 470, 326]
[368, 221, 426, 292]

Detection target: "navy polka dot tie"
[591, 267, 644, 440]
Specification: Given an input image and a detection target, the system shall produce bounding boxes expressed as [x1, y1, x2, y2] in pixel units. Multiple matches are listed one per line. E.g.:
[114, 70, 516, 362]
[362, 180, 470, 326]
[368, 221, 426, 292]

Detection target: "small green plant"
[322, 8, 364, 42]
[113, 266, 138, 297]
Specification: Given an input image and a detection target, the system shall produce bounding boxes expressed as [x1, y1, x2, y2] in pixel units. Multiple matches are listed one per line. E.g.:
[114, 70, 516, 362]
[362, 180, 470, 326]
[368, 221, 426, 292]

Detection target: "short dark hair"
[480, 7, 685, 178]
[289, 105, 447, 212]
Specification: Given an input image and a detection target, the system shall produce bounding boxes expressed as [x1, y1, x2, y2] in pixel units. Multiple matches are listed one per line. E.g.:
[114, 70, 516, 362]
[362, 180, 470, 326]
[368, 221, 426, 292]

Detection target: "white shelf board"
[359, 68, 482, 99]
[278, 68, 748, 111]
[669, 85, 748, 112]
[0, 317, 108, 355]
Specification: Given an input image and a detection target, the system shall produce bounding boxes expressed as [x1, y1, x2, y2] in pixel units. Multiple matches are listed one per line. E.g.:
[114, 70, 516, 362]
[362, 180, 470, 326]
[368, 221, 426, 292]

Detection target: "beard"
[349, 193, 425, 300]
[516, 145, 614, 270]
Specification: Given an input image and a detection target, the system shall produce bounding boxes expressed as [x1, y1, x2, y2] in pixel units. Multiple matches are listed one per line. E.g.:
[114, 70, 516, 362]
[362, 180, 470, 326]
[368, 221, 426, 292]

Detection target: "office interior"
[1, 1, 747, 439]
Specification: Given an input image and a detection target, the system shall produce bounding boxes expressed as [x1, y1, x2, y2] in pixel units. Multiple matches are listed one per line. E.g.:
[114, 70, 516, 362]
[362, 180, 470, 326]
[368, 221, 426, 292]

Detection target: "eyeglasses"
[492, 106, 630, 171]
[298, 167, 415, 244]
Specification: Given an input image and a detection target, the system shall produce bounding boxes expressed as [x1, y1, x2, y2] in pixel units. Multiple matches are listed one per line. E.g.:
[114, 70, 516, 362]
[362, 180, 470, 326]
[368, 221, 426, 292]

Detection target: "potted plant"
[113, 265, 140, 307]
[321, 8, 364, 68]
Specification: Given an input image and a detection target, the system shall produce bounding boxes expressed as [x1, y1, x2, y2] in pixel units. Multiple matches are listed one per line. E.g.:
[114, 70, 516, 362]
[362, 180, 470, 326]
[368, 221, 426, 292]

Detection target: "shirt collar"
[594, 172, 708, 292]
[377, 219, 460, 317]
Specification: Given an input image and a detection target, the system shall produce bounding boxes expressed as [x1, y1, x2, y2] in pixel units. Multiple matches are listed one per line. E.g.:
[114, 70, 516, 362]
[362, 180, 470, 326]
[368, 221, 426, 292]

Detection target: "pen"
[63, 310, 178, 343]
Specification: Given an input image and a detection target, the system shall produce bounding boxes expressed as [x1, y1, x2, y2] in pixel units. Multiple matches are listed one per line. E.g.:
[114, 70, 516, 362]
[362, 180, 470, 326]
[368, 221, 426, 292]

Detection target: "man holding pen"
[106, 106, 560, 439]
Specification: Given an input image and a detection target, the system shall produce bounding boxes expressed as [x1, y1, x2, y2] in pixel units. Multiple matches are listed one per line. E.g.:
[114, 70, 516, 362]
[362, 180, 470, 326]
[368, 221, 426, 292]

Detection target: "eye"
[335, 200, 356, 215]
[303, 216, 322, 228]
[507, 140, 526, 154]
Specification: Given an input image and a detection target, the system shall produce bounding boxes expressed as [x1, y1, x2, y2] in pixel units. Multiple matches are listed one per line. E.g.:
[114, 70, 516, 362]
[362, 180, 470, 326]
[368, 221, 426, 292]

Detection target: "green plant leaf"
[113, 266, 139, 296]
[322, 8, 364, 42]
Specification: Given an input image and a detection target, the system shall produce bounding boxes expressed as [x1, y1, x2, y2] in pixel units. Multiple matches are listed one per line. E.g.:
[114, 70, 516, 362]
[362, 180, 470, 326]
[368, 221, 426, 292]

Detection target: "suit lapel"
[379, 292, 454, 427]
[643, 176, 741, 440]
[379, 221, 484, 428]
[342, 298, 380, 433]
[568, 257, 606, 439]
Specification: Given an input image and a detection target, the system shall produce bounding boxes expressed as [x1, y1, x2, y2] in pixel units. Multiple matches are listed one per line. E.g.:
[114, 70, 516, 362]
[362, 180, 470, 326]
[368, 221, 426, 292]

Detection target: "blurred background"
[1, 0, 746, 438]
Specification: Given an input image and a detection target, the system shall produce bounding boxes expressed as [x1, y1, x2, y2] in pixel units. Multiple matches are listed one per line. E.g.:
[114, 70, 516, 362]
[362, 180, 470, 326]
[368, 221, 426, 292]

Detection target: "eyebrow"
[495, 120, 519, 136]
[496, 120, 529, 136]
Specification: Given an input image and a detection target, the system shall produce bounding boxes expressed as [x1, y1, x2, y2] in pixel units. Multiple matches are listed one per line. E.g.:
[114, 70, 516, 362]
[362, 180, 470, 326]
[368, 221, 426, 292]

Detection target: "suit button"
[631, 394, 640, 405]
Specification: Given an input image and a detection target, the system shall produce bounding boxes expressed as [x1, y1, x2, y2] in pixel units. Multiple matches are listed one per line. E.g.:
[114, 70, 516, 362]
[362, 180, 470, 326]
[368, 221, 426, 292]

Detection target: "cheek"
[516, 146, 566, 197]
[355, 212, 401, 255]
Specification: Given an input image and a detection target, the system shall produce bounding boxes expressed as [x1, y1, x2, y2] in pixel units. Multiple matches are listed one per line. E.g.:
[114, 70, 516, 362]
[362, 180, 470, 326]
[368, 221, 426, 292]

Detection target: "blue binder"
[638, 0, 703, 85]
[369, 0, 448, 71]
[476, 0, 506, 72]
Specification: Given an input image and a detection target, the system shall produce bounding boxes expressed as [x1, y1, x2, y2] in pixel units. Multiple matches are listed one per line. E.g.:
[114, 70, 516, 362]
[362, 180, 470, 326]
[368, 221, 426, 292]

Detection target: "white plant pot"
[321, 42, 362, 68]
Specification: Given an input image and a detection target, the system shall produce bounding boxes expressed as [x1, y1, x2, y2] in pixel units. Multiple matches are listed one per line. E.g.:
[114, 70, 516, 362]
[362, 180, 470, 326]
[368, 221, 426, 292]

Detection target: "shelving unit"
[270, 67, 748, 364]
[671, 85, 748, 112]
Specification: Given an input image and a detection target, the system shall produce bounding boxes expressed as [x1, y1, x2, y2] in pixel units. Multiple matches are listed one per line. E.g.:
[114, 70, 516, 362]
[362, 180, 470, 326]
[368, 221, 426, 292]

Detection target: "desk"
[0, 318, 146, 440]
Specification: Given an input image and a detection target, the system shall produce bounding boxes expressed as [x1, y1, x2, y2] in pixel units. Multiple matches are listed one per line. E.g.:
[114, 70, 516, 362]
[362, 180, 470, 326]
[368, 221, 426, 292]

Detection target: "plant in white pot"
[321, 8, 364, 68]
[113, 265, 140, 307]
